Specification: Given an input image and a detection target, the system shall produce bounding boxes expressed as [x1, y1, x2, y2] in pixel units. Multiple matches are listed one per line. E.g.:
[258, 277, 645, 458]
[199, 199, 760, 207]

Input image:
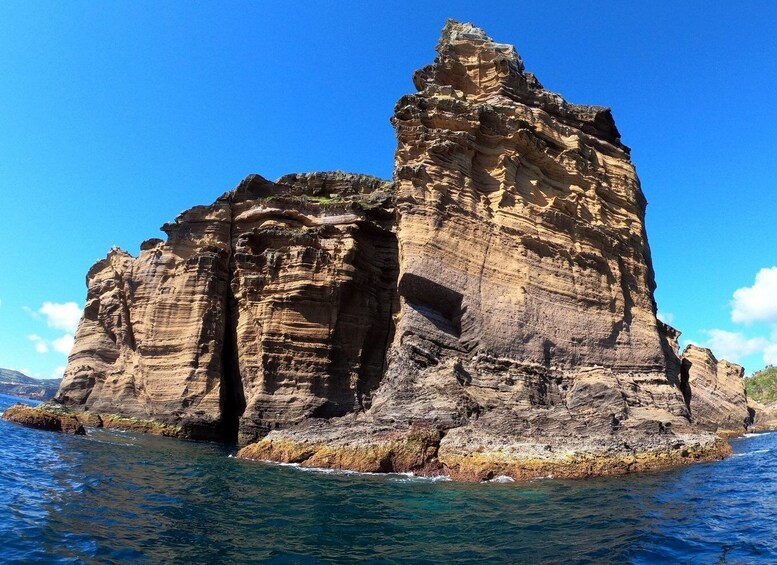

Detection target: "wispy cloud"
[657, 311, 674, 325]
[28, 334, 49, 354]
[701, 329, 768, 363]
[38, 302, 82, 333]
[702, 266, 777, 368]
[51, 334, 75, 355]
[732, 267, 777, 324]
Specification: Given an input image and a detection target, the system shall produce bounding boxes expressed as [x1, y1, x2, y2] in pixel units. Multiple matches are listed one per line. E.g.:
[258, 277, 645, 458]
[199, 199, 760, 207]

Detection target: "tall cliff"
[58, 173, 397, 442]
[58, 21, 744, 479]
[680, 345, 752, 434]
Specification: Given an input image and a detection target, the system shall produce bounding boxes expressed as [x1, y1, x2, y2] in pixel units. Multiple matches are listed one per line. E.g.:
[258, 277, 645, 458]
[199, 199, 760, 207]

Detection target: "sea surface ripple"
[1, 393, 775, 564]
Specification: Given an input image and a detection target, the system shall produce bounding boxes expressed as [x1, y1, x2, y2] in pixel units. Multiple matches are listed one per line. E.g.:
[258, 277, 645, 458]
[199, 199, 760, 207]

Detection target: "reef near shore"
[52, 21, 760, 481]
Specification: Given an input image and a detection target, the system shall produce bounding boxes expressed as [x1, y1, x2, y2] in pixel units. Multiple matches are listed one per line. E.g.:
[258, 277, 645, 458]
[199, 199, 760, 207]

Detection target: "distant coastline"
[0, 368, 60, 402]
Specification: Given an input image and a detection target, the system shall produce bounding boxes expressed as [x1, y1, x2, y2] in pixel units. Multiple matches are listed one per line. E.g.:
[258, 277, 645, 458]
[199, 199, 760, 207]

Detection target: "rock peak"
[437, 19, 525, 74]
[414, 20, 624, 149]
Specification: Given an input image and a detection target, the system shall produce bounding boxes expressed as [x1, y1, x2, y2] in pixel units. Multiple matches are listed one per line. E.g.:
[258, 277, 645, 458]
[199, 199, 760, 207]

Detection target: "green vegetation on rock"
[746, 366, 777, 404]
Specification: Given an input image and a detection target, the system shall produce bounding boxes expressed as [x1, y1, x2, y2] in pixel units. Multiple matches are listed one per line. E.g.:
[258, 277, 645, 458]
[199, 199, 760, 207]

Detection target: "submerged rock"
[2, 402, 85, 435]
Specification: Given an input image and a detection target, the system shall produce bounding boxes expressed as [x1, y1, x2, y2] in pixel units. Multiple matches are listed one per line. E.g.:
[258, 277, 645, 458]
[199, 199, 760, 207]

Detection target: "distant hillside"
[0, 368, 41, 384]
[746, 367, 777, 404]
[0, 368, 61, 401]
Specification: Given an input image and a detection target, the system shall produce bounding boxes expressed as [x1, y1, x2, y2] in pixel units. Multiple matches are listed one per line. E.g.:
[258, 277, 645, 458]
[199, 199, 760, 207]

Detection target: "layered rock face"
[375, 20, 687, 430]
[239, 22, 731, 479]
[57, 173, 397, 442]
[3, 402, 85, 435]
[58, 21, 746, 479]
[680, 345, 752, 434]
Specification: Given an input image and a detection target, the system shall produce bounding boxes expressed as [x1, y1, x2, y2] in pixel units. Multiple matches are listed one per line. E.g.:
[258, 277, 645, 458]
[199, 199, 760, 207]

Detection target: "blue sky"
[1, 1, 775, 379]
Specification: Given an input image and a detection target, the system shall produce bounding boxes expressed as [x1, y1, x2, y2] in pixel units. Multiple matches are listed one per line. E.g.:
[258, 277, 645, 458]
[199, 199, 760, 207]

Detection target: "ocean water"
[1, 393, 775, 564]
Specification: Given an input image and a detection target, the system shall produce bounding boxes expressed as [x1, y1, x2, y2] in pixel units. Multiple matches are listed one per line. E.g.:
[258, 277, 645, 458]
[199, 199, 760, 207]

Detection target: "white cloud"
[657, 311, 674, 325]
[702, 329, 768, 363]
[50, 366, 66, 379]
[28, 334, 49, 354]
[22, 305, 40, 320]
[732, 267, 777, 325]
[51, 334, 75, 355]
[27, 333, 75, 356]
[764, 344, 777, 366]
[38, 302, 82, 333]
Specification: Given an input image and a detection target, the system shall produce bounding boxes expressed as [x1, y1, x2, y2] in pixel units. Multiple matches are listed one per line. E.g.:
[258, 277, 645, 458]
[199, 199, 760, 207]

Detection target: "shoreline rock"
[2, 402, 85, 435]
[237, 426, 731, 482]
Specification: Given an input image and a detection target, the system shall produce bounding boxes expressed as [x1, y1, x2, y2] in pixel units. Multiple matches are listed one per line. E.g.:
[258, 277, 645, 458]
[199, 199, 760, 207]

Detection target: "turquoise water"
[1, 392, 775, 564]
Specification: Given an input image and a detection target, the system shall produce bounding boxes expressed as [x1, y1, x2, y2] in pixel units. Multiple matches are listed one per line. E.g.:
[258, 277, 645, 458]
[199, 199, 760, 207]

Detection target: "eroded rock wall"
[57, 173, 397, 442]
[227, 174, 397, 442]
[58, 20, 750, 479]
[237, 22, 732, 479]
[58, 200, 232, 439]
[359, 20, 692, 442]
[681, 345, 752, 433]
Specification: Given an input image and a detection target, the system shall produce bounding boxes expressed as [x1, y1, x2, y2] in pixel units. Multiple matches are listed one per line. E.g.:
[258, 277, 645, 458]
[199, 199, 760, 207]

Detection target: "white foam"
[253, 459, 451, 481]
[488, 475, 515, 483]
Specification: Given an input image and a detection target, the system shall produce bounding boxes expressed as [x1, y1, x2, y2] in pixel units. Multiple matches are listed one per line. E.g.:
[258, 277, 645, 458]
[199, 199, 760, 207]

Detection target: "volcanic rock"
[680, 345, 752, 434]
[57, 172, 397, 443]
[2, 402, 85, 435]
[56, 20, 747, 480]
[237, 20, 717, 478]
[749, 400, 777, 432]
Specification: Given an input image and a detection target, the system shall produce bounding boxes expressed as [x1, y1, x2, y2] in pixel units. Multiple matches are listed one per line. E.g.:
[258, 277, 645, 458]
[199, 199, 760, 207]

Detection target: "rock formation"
[56, 20, 749, 480]
[3, 402, 85, 435]
[680, 345, 752, 434]
[749, 400, 777, 432]
[238, 21, 731, 479]
[57, 172, 396, 443]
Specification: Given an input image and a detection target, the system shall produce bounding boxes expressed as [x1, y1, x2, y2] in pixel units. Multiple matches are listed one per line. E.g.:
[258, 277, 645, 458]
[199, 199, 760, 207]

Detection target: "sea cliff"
[48, 21, 760, 480]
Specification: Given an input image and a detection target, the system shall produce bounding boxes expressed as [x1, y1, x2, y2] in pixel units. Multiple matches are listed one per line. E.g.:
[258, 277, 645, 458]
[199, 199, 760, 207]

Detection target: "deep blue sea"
[1, 392, 776, 564]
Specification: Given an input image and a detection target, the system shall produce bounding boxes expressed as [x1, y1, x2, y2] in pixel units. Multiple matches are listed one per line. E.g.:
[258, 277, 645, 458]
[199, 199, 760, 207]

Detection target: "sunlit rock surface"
[680, 345, 752, 434]
[58, 173, 397, 443]
[58, 21, 750, 480]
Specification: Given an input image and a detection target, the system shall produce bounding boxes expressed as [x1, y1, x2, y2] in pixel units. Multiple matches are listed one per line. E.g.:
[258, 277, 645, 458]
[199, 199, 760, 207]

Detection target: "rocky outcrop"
[749, 400, 777, 432]
[57, 172, 396, 443]
[680, 345, 752, 434]
[2, 402, 85, 435]
[237, 21, 721, 479]
[57, 20, 746, 480]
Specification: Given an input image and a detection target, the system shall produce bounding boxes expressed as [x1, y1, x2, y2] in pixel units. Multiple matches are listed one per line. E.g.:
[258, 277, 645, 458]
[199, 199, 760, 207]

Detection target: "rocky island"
[7, 21, 762, 481]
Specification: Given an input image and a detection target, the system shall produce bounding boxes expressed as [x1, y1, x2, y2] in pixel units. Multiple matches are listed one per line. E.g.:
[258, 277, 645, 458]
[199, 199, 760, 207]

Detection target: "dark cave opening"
[218, 289, 246, 443]
[680, 358, 693, 414]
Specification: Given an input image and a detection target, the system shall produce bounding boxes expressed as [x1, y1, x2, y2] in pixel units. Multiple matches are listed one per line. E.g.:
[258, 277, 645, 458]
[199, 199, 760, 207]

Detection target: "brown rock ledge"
[237, 425, 731, 482]
[2, 402, 85, 435]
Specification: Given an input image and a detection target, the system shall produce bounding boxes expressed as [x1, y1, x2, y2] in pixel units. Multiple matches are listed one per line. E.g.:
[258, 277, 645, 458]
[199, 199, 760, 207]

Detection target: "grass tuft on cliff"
[746, 366, 777, 403]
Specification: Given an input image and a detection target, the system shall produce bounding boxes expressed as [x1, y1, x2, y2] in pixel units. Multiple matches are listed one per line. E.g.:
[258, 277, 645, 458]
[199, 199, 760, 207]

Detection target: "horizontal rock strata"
[57, 172, 397, 443]
[56, 20, 756, 481]
[680, 345, 752, 435]
[237, 20, 730, 479]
